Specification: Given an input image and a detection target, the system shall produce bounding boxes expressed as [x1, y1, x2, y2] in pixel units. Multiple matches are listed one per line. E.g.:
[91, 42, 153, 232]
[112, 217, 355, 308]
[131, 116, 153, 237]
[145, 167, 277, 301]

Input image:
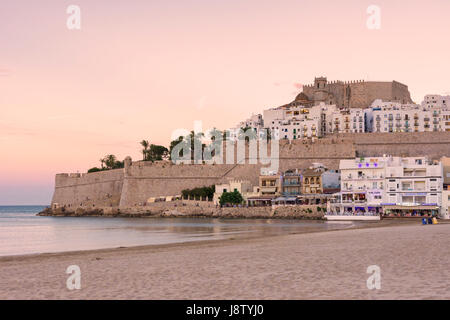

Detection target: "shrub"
[219, 190, 244, 206]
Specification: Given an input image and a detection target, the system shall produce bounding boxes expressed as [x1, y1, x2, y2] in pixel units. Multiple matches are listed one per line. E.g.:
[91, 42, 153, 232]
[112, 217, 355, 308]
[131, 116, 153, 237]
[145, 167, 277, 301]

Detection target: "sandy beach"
[0, 222, 449, 300]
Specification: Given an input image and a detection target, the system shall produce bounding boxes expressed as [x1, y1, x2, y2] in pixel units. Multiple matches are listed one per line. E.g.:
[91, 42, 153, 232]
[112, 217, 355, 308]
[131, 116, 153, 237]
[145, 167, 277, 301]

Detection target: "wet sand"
[0, 221, 449, 299]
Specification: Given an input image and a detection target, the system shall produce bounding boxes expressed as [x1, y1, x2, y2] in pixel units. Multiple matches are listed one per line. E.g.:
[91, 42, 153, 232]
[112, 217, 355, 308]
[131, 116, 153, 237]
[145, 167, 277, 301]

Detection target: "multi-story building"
[440, 110, 450, 132]
[440, 157, 450, 219]
[330, 156, 443, 218]
[301, 163, 340, 194]
[333, 157, 387, 216]
[366, 98, 450, 133]
[382, 157, 442, 217]
[422, 94, 450, 109]
[228, 113, 265, 141]
[281, 169, 302, 196]
[264, 105, 323, 139]
[259, 174, 282, 196]
[263, 103, 366, 139]
[326, 107, 366, 134]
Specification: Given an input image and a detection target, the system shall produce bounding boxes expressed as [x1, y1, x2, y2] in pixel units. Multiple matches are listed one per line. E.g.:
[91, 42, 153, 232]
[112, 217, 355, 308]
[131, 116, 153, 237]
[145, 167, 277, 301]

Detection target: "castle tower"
[314, 77, 328, 90]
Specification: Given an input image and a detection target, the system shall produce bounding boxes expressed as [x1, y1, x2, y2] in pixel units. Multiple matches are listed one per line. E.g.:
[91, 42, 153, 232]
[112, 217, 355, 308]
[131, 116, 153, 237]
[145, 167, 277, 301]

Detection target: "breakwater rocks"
[38, 204, 326, 220]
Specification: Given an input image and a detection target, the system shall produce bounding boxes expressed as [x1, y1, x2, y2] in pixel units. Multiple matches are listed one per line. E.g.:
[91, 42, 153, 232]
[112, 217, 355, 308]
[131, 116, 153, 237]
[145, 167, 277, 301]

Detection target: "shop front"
[382, 204, 439, 217]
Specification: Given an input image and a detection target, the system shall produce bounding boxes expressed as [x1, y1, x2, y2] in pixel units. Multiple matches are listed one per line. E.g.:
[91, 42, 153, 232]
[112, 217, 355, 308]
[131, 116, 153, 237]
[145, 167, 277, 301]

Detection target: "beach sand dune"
[0, 223, 449, 299]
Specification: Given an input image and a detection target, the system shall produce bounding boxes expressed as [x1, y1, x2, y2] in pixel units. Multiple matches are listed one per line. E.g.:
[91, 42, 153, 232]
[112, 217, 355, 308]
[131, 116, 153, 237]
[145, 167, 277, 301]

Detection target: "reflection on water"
[0, 206, 357, 256]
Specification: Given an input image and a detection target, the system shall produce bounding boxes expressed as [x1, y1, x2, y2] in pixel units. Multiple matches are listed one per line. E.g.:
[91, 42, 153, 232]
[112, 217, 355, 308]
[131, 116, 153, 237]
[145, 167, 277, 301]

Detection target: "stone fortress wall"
[50, 132, 450, 211]
[51, 169, 124, 209]
[301, 78, 413, 108]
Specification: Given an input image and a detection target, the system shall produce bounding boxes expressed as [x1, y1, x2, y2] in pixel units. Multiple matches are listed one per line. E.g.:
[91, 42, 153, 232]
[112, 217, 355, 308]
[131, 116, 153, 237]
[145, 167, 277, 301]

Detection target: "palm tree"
[104, 154, 117, 169]
[140, 140, 150, 161]
[99, 158, 105, 169]
[238, 126, 257, 142]
[208, 127, 223, 142]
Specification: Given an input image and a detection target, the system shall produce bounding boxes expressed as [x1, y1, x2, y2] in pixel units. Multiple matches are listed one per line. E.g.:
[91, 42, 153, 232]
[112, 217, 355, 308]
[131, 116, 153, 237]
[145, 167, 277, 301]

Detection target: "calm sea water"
[0, 206, 357, 256]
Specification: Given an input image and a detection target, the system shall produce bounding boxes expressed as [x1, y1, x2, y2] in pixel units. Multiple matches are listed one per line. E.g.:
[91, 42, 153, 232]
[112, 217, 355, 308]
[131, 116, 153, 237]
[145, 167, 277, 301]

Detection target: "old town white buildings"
[213, 156, 450, 220]
[228, 94, 450, 141]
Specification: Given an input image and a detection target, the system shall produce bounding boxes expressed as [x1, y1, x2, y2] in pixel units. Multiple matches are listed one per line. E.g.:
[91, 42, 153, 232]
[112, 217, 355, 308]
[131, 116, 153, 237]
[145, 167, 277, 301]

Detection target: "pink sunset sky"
[1, 0, 450, 204]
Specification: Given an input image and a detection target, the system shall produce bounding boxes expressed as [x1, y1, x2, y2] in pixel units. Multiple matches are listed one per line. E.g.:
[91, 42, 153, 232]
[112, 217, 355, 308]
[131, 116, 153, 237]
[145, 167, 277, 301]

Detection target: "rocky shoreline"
[37, 204, 326, 220]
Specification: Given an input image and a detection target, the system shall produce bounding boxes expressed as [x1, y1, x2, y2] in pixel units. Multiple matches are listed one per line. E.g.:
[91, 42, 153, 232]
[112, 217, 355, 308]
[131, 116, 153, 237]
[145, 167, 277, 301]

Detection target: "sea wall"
[39, 202, 326, 220]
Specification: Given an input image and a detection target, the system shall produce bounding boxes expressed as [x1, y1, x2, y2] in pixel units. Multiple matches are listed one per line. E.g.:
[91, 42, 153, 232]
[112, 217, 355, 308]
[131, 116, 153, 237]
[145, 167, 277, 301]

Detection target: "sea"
[0, 206, 357, 256]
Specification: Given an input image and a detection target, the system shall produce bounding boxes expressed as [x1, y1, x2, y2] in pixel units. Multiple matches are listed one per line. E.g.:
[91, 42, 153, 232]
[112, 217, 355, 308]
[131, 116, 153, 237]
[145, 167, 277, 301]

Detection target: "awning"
[147, 197, 156, 203]
[274, 196, 297, 202]
[382, 205, 439, 210]
[165, 196, 173, 202]
[261, 187, 277, 193]
[247, 197, 275, 201]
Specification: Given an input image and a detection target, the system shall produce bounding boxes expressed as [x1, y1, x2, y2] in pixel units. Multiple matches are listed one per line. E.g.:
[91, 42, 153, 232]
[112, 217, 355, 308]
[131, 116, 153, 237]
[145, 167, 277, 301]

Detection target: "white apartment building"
[382, 157, 442, 217]
[264, 105, 322, 139]
[331, 157, 387, 216]
[422, 94, 450, 109]
[228, 113, 265, 141]
[330, 156, 443, 218]
[263, 103, 366, 140]
[440, 110, 450, 132]
[368, 99, 442, 133]
[325, 107, 366, 134]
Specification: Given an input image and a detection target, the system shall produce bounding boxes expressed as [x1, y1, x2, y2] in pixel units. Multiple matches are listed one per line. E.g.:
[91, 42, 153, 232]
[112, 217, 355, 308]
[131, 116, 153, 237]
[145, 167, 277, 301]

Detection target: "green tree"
[238, 126, 258, 142]
[148, 144, 169, 161]
[169, 136, 185, 160]
[219, 190, 244, 206]
[181, 185, 215, 200]
[104, 154, 117, 169]
[140, 140, 150, 161]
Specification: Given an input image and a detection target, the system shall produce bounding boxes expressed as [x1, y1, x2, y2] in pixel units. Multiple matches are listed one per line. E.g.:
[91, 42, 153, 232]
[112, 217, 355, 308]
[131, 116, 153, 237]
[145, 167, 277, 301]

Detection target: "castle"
[282, 76, 413, 109]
